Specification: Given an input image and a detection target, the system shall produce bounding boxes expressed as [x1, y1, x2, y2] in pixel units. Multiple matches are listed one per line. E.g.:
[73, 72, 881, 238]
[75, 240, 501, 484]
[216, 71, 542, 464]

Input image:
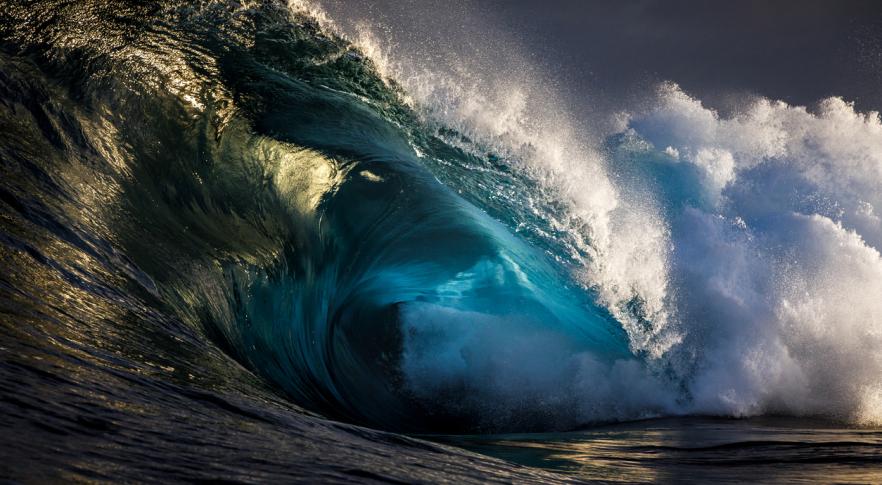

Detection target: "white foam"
[630, 85, 882, 424]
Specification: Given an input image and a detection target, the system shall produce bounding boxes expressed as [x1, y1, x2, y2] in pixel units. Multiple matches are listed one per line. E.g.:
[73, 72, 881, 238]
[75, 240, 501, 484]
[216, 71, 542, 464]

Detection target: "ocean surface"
[438, 417, 882, 483]
[1, 0, 881, 482]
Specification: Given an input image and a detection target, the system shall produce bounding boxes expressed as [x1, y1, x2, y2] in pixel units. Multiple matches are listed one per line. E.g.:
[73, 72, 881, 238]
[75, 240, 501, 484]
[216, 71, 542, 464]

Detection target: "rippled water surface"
[440, 417, 882, 484]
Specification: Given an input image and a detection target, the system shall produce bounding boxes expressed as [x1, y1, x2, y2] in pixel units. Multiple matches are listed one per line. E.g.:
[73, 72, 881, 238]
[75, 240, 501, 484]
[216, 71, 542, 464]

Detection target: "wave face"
[1, 1, 882, 478]
[0, 0, 640, 441]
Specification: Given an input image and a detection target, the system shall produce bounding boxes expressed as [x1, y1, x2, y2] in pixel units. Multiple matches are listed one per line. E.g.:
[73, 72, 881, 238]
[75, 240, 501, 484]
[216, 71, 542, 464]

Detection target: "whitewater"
[1, 0, 881, 482]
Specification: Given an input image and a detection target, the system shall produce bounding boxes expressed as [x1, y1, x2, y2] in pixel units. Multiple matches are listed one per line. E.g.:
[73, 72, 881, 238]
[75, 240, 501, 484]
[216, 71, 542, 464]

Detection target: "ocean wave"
[2, 6, 881, 482]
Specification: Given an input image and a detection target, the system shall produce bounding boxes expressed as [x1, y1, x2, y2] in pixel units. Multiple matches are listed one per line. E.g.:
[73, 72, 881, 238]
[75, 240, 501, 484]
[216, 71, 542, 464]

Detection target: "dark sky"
[319, 0, 882, 118]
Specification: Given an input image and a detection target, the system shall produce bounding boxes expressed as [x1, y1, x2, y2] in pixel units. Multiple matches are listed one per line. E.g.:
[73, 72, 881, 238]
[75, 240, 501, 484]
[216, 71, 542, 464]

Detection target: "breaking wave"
[2, 3, 881, 465]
